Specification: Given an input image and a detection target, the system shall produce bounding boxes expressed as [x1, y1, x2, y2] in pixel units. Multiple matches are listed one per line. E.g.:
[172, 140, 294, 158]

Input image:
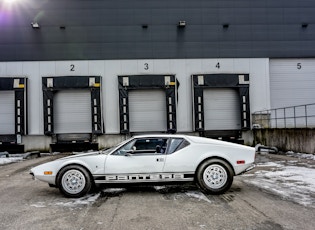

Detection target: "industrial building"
[0, 0, 314, 152]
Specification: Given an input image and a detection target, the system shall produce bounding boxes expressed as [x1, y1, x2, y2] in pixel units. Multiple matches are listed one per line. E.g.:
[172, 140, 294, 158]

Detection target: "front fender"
[57, 155, 106, 176]
[31, 155, 106, 185]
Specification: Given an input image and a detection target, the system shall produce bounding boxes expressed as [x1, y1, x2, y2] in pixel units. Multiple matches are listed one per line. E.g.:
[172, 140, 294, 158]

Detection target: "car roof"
[132, 134, 189, 139]
[131, 134, 209, 144]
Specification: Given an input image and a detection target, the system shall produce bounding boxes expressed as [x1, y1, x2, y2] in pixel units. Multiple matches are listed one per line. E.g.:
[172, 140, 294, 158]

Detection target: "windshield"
[100, 137, 132, 155]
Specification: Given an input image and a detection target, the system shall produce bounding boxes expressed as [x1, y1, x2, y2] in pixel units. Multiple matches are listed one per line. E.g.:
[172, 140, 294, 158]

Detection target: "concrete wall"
[22, 135, 52, 152]
[253, 128, 315, 154]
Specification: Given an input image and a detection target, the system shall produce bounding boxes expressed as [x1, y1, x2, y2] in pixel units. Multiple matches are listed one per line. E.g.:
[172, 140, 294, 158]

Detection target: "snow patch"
[153, 186, 167, 191]
[256, 162, 283, 167]
[30, 202, 46, 208]
[185, 191, 212, 204]
[54, 193, 101, 208]
[243, 163, 315, 208]
[0, 156, 24, 165]
[30, 193, 101, 209]
[102, 188, 126, 193]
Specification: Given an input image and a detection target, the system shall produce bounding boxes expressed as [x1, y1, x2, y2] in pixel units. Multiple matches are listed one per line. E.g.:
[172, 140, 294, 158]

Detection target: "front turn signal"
[44, 171, 53, 175]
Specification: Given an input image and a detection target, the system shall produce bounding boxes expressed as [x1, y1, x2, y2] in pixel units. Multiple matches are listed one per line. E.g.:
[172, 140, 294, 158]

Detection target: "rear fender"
[195, 154, 235, 178]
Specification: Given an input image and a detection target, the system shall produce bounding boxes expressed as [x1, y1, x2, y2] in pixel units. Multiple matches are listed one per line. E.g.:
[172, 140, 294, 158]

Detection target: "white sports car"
[30, 134, 255, 198]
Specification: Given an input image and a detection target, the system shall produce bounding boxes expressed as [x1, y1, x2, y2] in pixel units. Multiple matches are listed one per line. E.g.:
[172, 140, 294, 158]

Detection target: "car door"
[104, 137, 168, 175]
[163, 137, 194, 172]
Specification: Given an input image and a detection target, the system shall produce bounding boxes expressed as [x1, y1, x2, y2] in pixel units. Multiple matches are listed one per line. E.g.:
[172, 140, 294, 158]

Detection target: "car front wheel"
[196, 159, 234, 194]
[57, 165, 92, 198]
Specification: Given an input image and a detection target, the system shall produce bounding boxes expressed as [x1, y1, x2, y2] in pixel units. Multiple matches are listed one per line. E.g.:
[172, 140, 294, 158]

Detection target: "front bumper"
[30, 171, 35, 180]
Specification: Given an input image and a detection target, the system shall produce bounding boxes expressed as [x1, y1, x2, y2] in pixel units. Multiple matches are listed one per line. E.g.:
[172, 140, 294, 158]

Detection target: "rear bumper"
[244, 164, 255, 173]
[234, 163, 255, 175]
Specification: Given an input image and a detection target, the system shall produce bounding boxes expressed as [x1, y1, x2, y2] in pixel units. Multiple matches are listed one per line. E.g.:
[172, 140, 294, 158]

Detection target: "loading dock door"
[0, 91, 15, 134]
[54, 90, 92, 134]
[204, 88, 241, 130]
[129, 90, 167, 132]
[270, 59, 315, 107]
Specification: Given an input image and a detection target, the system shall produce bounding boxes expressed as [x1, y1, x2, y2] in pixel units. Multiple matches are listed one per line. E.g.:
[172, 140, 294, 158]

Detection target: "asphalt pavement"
[0, 152, 314, 230]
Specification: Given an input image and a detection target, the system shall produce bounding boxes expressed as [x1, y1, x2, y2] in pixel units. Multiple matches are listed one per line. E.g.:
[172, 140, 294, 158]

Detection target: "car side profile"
[30, 134, 255, 198]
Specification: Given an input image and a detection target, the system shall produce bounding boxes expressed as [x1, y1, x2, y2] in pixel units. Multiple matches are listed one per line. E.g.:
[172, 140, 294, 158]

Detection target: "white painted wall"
[0, 58, 270, 135]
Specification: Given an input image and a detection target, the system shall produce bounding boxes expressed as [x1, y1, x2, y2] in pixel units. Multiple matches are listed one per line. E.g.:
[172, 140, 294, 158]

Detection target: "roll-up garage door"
[54, 90, 92, 133]
[204, 88, 241, 130]
[270, 59, 315, 108]
[129, 89, 167, 132]
[0, 91, 15, 134]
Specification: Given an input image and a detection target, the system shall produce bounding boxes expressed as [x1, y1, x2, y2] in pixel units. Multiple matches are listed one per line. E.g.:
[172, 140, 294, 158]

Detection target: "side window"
[176, 139, 190, 151]
[168, 138, 190, 154]
[133, 138, 168, 153]
[134, 139, 155, 150]
[114, 138, 168, 155]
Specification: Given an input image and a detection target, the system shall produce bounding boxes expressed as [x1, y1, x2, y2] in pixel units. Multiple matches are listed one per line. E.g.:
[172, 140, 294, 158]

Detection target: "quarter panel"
[163, 142, 255, 174]
[163, 144, 210, 172]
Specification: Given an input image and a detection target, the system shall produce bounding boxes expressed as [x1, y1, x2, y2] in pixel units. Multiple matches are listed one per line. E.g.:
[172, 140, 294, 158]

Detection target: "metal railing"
[252, 103, 315, 129]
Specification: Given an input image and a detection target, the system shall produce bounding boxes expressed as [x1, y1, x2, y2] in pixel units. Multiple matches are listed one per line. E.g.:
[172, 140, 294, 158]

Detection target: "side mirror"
[124, 150, 134, 156]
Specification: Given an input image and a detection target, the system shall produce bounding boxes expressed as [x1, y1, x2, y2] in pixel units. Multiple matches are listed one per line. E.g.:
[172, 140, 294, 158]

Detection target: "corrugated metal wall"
[0, 0, 314, 61]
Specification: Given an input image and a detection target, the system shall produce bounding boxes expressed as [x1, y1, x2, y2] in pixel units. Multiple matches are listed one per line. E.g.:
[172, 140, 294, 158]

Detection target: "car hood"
[59, 151, 101, 160]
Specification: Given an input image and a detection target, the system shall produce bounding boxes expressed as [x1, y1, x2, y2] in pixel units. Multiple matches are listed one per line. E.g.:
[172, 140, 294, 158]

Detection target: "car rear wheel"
[57, 165, 92, 198]
[196, 159, 234, 194]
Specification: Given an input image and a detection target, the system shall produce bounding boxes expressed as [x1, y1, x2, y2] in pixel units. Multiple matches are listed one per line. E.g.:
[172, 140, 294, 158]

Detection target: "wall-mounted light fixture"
[178, 21, 186, 28]
[31, 22, 40, 29]
[301, 23, 308, 28]
[222, 23, 229, 29]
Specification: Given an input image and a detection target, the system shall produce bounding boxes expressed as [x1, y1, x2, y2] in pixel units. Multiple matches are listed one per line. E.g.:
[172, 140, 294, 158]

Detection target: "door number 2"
[70, 64, 75, 71]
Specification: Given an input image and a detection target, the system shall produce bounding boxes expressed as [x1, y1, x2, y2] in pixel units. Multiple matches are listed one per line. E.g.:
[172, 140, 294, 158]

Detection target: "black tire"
[196, 159, 234, 194]
[57, 165, 92, 198]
